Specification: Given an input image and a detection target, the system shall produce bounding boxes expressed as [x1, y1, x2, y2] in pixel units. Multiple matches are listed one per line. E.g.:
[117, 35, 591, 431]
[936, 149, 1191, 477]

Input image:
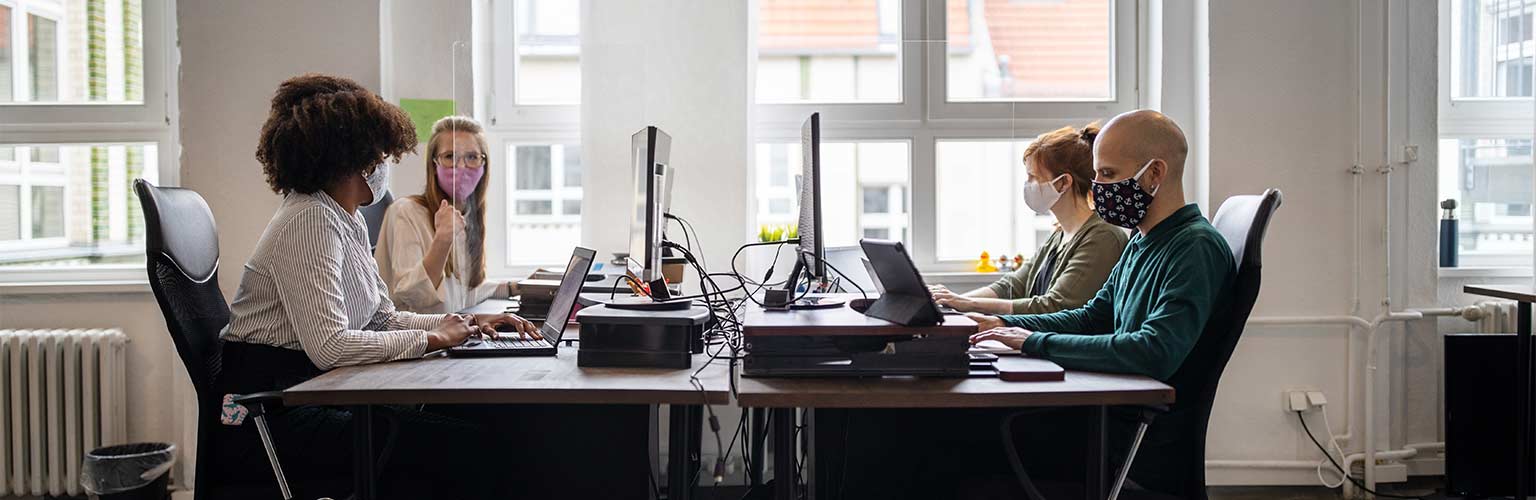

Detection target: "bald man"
[968, 109, 1234, 380]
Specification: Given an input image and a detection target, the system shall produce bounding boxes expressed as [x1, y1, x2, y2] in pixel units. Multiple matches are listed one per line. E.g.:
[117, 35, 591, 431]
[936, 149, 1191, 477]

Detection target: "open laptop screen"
[541, 247, 596, 343]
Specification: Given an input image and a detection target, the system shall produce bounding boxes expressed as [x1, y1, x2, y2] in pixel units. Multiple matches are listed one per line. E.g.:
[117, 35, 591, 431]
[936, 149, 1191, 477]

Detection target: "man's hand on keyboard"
[472, 313, 541, 340]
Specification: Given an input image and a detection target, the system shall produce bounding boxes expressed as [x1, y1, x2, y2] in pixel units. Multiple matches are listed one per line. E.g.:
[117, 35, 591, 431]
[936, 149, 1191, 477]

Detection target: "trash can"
[81, 442, 176, 500]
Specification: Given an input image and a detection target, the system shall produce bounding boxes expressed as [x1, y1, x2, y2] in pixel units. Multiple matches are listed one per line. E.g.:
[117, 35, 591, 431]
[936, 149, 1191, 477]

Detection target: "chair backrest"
[1133, 189, 1282, 498]
[134, 179, 229, 400]
[360, 190, 394, 251]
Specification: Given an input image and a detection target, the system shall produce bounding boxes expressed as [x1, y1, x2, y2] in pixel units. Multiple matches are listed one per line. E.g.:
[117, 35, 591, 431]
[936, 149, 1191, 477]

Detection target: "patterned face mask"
[1091, 159, 1159, 229]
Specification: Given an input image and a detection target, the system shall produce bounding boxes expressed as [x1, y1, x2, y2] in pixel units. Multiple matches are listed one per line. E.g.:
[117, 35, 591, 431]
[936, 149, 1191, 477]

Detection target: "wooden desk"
[284, 334, 730, 500]
[1463, 284, 1536, 500]
[736, 302, 1172, 500]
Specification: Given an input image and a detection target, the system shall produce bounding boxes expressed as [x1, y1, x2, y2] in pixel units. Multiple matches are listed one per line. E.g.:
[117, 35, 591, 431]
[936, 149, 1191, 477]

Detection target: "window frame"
[1438, 0, 1536, 268]
[753, 0, 1141, 272]
[0, 0, 177, 284]
[482, 0, 582, 274]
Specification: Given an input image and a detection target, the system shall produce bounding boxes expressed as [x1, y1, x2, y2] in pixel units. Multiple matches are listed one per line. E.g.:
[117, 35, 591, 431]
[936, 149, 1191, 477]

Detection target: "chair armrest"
[232, 391, 284, 406]
[232, 391, 285, 418]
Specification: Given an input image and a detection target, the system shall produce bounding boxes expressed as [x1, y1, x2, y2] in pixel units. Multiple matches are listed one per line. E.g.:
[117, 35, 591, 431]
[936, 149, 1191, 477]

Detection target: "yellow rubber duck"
[976, 251, 998, 273]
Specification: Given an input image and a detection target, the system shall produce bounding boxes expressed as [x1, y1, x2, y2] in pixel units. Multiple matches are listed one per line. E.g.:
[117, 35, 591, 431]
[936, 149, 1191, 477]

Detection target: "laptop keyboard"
[479, 337, 551, 349]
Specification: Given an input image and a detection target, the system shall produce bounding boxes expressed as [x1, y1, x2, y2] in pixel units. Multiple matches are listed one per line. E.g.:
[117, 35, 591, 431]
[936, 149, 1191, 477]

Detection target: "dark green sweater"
[1000, 204, 1234, 380]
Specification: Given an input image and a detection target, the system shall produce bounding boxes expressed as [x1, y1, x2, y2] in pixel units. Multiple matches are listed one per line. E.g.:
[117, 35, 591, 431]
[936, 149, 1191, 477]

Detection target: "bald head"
[1094, 109, 1189, 181]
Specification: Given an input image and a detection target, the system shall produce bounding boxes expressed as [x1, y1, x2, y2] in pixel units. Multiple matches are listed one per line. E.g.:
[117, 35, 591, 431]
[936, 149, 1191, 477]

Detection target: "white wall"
[1201, 0, 1447, 486]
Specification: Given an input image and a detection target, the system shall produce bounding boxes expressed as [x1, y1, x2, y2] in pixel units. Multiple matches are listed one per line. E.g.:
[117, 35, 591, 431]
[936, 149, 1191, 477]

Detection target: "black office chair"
[360, 190, 394, 251]
[1117, 189, 1285, 500]
[134, 179, 296, 500]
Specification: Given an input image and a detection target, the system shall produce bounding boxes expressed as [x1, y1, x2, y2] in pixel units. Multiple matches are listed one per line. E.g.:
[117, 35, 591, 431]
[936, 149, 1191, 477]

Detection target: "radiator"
[1468, 301, 1522, 334]
[0, 329, 127, 497]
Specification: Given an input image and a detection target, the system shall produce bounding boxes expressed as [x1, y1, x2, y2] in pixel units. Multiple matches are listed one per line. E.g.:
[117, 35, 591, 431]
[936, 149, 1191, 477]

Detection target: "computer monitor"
[624, 126, 681, 305]
[796, 112, 826, 283]
[775, 112, 842, 310]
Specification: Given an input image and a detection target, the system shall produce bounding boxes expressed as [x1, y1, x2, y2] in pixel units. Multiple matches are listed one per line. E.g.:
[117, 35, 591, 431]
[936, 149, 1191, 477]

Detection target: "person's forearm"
[970, 298, 1013, 314]
[422, 236, 452, 288]
[963, 287, 999, 299]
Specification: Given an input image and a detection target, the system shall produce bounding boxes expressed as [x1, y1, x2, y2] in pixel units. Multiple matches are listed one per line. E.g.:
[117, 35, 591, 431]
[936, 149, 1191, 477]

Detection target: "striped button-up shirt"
[222, 191, 443, 370]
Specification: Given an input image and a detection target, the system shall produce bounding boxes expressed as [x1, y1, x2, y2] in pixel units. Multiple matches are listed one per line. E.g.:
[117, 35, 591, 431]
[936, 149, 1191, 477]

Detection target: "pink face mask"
[435, 165, 484, 202]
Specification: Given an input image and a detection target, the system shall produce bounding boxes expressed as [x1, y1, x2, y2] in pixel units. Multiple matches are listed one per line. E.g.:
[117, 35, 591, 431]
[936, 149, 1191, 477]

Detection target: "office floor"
[706, 477, 1450, 500]
[1207, 477, 1445, 500]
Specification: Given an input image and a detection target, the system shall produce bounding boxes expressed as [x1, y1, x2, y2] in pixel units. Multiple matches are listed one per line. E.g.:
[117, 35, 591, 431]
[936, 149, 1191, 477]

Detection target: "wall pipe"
[1243, 307, 1470, 498]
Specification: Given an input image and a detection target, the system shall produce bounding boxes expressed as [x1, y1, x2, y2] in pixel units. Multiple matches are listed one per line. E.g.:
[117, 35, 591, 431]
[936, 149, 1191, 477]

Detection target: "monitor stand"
[777, 258, 846, 310]
[604, 296, 695, 311]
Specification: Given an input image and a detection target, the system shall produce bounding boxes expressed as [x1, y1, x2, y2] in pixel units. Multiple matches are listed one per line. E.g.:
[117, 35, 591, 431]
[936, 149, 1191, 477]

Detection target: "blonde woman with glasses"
[375, 116, 508, 313]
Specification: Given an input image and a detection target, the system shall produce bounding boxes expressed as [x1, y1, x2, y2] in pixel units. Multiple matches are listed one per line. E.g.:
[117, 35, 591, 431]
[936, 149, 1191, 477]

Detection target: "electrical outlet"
[1286, 390, 1311, 412]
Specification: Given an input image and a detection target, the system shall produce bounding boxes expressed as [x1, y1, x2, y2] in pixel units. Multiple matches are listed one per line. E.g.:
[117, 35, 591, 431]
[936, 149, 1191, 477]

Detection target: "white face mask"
[361, 162, 390, 206]
[1022, 173, 1067, 215]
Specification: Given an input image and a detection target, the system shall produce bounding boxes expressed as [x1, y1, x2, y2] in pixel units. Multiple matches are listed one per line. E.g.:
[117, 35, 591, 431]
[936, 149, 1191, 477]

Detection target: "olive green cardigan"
[985, 213, 1129, 314]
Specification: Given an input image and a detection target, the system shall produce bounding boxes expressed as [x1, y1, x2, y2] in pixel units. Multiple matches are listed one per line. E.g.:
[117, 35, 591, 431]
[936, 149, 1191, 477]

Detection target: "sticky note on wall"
[399, 98, 456, 142]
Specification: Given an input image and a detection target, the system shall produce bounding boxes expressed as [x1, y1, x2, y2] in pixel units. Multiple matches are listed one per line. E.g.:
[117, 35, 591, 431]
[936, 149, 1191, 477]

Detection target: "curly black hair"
[256, 73, 417, 195]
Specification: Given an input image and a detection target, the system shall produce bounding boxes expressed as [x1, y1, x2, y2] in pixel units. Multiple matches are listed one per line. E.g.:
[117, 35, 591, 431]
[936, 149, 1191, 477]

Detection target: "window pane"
[862, 227, 890, 240]
[30, 186, 63, 239]
[515, 146, 553, 190]
[506, 143, 582, 265]
[946, 0, 1113, 101]
[0, 185, 18, 241]
[756, 0, 901, 103]
[28, 14, 58, 101]
[754, 141, 909, 247]
[862, 186, 889, 214]
[6, 2, 143, 104]
[516, 200, 552, 215]
[1452, 0, 1536, 99]
[515, 0, 580, 105]
[0, 6, 11, 103]
[0, 143, 158, 268]
[1439, 137, 1535, 265]
[562, 146, 582, 188]
[935, 140, 1054, 261]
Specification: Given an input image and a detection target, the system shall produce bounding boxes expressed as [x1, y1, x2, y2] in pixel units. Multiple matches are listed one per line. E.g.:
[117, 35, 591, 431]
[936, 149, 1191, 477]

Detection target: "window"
[935, 140, 1056, 262]
[513, 0, 579, 105]
[1, 0, 145, 104]
[754, 141, 910, 248]
[1451, 0, 1533, 99]
[945, 0, 1113, 101]
[505, 143, 581, 265]
[753, 0, 1135, 270]
[486, 0, 582, 270]
[1, 0, 171, 281]
[0, 144, 159, 267]
[756, 0, 902, 103]
[1440, 0, 1536, 268]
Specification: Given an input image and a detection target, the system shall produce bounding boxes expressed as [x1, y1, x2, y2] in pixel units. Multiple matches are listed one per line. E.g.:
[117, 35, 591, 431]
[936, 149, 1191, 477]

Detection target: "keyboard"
[472, 337, 552, 349]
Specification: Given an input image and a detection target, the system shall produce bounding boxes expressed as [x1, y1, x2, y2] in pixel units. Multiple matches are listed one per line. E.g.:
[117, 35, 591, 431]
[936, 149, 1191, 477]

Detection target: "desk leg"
[352, 405, 375, 500]
[669, 404, 702, 500]
[1519, 302, 1532, 500]
[1085, 406, 1107, 500]
[750, 408, 766, 488]
[773, 408, 797, 500]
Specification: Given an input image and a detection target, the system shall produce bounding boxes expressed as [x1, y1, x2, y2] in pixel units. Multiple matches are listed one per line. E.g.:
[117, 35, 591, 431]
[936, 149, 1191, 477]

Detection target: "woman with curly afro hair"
[213, 74, 534, 499]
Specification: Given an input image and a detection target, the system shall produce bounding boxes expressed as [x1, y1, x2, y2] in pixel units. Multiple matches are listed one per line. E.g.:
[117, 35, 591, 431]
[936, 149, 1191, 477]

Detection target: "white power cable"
[1314, 406, 1349, 489]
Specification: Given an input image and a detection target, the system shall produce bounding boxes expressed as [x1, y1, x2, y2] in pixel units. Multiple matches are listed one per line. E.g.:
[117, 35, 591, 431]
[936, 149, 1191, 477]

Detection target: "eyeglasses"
[434, 152, 486, 168]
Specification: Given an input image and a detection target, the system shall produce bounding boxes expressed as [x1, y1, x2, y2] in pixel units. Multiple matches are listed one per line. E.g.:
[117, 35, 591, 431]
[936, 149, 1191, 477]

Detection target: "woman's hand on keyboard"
[472, 313, 541, 340]
[426, 314, 477, 350]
